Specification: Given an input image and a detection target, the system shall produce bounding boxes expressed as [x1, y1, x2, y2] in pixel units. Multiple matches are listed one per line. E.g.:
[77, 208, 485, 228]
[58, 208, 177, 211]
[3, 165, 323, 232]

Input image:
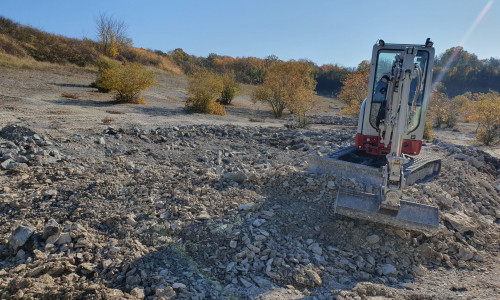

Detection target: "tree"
[95, 13, 132, 58]
[433, 47, 500, 97]
[357, 60, 370, 72]
[337, 65, 370, 116]
[470, 91, 500, 145]
[314, 64, 350, 96]
[185, 72, 226, 115]
[251, 60, 316, 118]
[265, 55, 280, 67]
[98, 62, 157, 103]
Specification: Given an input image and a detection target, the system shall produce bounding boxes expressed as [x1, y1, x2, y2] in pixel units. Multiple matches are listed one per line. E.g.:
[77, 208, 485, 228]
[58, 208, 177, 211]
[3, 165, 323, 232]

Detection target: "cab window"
[369, 50, 429, 132]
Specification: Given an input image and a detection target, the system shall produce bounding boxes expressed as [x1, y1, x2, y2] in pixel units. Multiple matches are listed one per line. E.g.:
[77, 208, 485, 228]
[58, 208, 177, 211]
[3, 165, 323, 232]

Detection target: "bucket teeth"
[335, 188, 439, 234]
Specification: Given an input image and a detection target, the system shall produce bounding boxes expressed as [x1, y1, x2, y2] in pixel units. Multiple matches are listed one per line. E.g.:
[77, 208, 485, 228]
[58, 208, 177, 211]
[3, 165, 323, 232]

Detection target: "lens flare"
[433, 0, 494, 90]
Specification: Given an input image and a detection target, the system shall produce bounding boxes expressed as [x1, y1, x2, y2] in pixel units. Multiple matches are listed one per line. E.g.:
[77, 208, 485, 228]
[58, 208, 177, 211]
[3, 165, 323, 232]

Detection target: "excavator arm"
[379, 47, 422, 209]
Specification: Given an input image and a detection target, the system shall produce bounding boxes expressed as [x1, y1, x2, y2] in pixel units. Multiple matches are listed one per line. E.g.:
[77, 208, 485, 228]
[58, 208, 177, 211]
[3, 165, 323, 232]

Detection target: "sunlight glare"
[432, 0, 494, 90]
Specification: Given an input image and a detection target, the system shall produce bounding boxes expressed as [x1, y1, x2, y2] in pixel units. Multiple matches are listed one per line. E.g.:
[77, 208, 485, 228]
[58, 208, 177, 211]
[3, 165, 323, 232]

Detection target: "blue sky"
[1, 0, 498, 67]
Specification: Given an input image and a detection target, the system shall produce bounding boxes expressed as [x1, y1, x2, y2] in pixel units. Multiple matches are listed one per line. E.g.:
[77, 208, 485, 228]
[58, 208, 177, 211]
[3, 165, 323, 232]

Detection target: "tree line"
[434, 46, 500, 97]
[158, 46, 500, 99]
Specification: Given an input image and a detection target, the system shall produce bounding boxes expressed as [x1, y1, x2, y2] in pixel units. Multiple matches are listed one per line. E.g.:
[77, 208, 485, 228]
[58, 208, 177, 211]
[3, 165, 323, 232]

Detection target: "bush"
[61, 92, 79, 99]
[423, 119, 434, 140]
[98, 62, 157, 103]
[289, 94, 319, 127]
[428, 90, 466, 128]
[91, 58, 118, 92]
[337, 65, 370, 117]
[470, 91, 500, 145]
[218, 74, 241, 105]
[0, 34, 28, 57]
[251, 60, 316, 118]
[185, 72, 226, 115]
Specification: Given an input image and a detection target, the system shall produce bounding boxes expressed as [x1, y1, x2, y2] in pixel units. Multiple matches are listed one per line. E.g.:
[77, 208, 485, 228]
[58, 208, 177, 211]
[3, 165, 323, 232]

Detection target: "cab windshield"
[369, 50, 429, 132]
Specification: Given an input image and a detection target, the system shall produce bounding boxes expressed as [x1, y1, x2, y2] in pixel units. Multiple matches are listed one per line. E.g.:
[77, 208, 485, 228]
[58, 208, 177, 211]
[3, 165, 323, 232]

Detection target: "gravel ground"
[0, 66, 499, 299]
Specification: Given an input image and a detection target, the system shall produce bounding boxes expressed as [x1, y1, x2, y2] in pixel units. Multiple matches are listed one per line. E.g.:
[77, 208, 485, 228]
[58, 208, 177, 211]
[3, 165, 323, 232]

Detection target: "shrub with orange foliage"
[185, 72, 226, 116]
[337, 67, 369, 116]
[428, 90, 451, 127]
[99, 62, 157, 104]
[251, 60, 316, 118]
[429, 90, 471, 128]
[470, 91, 500, 145]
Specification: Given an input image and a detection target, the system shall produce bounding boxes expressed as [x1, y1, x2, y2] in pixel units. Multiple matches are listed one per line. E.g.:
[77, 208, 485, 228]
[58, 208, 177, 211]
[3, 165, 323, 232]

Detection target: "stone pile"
[0, 123, 498, 299]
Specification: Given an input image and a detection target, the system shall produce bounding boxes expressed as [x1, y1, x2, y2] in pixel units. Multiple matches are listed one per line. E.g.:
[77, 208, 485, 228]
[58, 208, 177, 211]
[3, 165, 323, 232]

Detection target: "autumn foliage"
[429, 91, 452, 127]
[337, 65, 370, 116]
[469, 91, 500, 145]
[185, 72, 226, 116]
[251, 61, 316, 120]
[429, 90, 472, 128]
[423, 119, 434, 140]
[97, 61, 157, 103]
[218, 74, 241, 105]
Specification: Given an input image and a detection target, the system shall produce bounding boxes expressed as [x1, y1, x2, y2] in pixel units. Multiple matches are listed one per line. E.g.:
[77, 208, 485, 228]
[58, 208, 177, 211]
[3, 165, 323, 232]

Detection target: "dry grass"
[0, 17, 99, 67]
[166, 95, 184, 103]
[47, 109, 68, 115]
[122, 47, 183, 75]
[61, 92, 79, 100]
[0, 52, 55, 70]
[0, 33, 27, 57]
[0, 17, 182, 75]
[102, 117, 114, 124]
[0, 105, 19, 111]
[105, 110, 125, 115]
[0, 52, 96, 72]
[249, 118, 265, 122]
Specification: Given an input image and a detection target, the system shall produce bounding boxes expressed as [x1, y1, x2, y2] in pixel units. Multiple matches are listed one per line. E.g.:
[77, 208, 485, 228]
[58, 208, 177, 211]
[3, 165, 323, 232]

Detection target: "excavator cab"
[372, 52, 428, 133]
[357, 42, 435, 156]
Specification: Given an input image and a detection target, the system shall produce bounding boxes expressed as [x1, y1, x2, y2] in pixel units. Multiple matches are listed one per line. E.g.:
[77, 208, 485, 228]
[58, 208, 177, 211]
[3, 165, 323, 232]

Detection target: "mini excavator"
[309, 39, 441, 234]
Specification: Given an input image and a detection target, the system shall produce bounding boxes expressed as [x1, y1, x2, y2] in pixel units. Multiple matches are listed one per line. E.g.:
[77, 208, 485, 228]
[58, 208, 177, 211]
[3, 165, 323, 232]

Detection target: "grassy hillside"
[2, 16, 499, 99]
[0, 16, 182, 74]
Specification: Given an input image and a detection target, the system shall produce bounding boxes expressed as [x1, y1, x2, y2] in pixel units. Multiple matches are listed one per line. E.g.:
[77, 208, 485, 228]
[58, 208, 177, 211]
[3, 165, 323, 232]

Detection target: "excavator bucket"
[308, 147, 441, 234]
[335, 188, 439, 234]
